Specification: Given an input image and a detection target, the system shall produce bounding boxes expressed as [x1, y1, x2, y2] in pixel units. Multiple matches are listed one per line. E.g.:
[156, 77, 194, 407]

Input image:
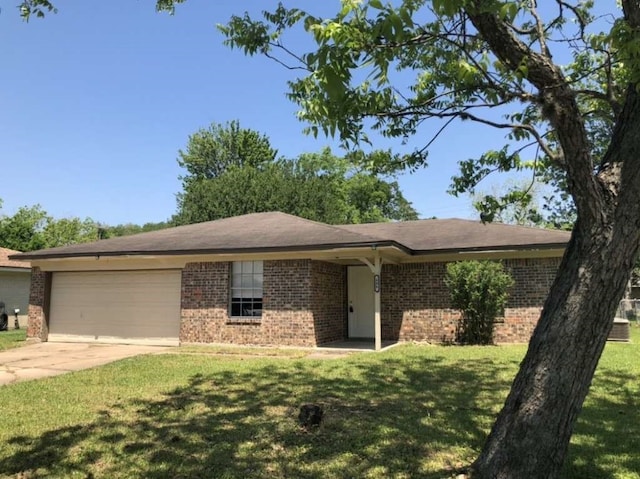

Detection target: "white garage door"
[49, 270, 182, 346]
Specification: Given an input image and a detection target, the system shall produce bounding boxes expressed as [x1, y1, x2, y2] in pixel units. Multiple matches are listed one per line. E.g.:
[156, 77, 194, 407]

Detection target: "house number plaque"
[374, 274, 380, 293]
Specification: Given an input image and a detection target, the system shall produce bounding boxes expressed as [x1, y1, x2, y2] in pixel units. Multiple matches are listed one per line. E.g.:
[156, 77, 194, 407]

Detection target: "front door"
[348, 266, 375, 338]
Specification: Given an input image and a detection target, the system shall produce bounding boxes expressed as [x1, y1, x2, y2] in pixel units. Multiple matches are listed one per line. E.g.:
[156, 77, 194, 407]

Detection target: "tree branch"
[529, 0, 552, 59]
[455, 111, 559, 162]
[465, 1, 601, 223]
[575, 88, 622, 116]
[266, 42, 313, 71]
[555, 0, 589, 38]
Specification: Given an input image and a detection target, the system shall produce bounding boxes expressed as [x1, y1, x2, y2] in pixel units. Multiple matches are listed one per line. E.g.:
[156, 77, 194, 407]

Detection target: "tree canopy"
[174, 121, 418, 225]
[0, 204, 100, 252]
[220, 1, 619, 224]
[177, 120, 278, 185]
[219, 1, 640, 477]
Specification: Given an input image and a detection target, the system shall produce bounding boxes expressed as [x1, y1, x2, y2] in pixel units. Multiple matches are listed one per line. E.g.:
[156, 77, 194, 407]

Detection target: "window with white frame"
[230, 260, 263, 318]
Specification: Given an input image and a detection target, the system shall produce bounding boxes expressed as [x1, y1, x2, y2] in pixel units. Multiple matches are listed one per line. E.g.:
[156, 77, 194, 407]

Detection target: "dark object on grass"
[0, 313, 7, 332]
[298, 404, 323, 428]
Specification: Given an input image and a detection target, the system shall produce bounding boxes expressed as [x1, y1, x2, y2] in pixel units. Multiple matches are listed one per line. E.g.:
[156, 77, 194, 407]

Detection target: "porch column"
[373, 253, 382, 351]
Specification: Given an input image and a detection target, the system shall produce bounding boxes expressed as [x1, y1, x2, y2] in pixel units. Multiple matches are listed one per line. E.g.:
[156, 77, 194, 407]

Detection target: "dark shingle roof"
[11, 212, 571, 261]
[13, 212, 391, 260]
[336, 218, 570, 253]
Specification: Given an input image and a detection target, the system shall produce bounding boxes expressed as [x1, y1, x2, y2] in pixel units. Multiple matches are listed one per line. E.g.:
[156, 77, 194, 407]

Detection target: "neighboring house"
[0, 247, 31, 328]
[13, 212, 571, 349]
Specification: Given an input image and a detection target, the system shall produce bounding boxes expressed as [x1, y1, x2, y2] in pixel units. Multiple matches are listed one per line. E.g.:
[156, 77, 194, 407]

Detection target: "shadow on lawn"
[0, 352, 517, 479]
[0, 350, 636, 478]
[562, 368, 640, 479]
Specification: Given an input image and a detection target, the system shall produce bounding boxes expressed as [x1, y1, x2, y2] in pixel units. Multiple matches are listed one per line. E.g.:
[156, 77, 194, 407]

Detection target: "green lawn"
[0, 328, 27, 351]
[0, 328, 638, 479]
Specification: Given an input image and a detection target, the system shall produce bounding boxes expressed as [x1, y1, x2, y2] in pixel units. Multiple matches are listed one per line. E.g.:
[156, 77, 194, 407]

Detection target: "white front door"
[348, 266, 375, 338]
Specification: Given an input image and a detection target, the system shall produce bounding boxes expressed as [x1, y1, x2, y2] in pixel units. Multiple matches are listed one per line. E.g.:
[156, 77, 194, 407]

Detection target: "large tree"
[177, 120, 278, 187]
[218, 1, 640, 478]
[174, 122, 418, 225]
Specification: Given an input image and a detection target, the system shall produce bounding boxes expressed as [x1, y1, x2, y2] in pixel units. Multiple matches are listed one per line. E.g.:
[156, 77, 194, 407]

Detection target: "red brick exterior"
[26, 267, 49, 341]
[311, 261, 347, 344]
[381, 257, 561, 344]
[25, 255, 559, 346]
[382, 262, 458, 343]
[180, 260, 347, 347]
[180, 262, 232, 344]
[495, 258, 560, 343]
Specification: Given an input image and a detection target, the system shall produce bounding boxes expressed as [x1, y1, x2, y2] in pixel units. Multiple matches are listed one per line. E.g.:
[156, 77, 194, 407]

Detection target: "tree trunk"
[471, 88, 640, 478]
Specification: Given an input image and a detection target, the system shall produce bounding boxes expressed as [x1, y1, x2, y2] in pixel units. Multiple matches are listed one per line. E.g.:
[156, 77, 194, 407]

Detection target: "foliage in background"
[445, 261, 514, 345]
[0, 204, 97, 252]
[468, 178, 578, 229]
[98, 221, 170, 240]
[0, 200, 168, 252]
[177, 120, 278, 188]
[173, 121, 418, 225]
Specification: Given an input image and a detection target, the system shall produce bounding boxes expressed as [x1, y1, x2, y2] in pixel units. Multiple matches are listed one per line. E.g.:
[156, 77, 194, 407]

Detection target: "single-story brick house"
[0, 247, 31, 328]
[12, 212, 570, 349]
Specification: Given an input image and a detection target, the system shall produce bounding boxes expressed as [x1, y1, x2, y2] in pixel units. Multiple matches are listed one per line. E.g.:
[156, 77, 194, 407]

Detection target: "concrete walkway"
[0, 342, 170, 386]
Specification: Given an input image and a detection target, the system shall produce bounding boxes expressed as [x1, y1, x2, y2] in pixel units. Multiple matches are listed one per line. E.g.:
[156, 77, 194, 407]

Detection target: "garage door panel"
[49, 270, 181, 345]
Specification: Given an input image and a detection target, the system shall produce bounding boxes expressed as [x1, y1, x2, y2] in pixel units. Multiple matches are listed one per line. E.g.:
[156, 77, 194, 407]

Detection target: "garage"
[49, 270, 182, 346]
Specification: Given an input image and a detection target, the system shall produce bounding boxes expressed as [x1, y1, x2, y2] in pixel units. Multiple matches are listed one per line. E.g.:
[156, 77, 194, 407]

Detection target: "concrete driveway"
[0, 342, 170, 386]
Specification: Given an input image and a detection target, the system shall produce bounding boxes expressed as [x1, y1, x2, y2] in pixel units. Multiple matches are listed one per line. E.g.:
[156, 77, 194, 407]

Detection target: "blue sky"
[1, 0, 536, 225]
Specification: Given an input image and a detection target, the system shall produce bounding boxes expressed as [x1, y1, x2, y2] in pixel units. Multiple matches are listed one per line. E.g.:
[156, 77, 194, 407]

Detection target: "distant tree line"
[0, 199, 168, 252]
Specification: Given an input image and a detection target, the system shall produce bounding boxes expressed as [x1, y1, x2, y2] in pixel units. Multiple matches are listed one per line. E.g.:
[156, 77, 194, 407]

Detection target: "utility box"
[608, 318, 630, 342]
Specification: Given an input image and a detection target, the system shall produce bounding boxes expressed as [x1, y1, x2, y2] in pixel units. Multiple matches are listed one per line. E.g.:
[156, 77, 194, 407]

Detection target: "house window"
[230, 261, 263, 318]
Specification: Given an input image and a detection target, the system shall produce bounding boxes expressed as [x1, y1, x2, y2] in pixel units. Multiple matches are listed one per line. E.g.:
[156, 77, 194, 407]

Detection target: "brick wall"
[180, 262, 231, 344]
[262, 259, 315, 346]
[180, 259, 346, 347]
[311, 261, 346, 344]
[382, 262, 459, 342]
[27, 267, 49, 341]
[495, 257, 560, 343]
[180, 256, 559, 346]
[382, 257, 561, 344]
[180, 260, 319, 346]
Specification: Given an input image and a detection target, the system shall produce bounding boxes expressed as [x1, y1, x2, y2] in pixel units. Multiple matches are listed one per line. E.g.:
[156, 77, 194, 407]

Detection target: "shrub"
[445, 261, 514, 345]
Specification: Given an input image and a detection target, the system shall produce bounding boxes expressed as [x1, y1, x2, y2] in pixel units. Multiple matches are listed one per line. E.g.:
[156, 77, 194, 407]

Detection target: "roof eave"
[0, 266, 31, 272]
[13, 240, 410, 261]
[411, 242, 568, 257]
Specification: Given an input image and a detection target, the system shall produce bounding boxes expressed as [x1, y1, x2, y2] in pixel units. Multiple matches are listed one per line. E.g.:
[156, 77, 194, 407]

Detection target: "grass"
[176, 344, 309, 359]
[0, 329, 27, 351]
[0, 328, 637, 478]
